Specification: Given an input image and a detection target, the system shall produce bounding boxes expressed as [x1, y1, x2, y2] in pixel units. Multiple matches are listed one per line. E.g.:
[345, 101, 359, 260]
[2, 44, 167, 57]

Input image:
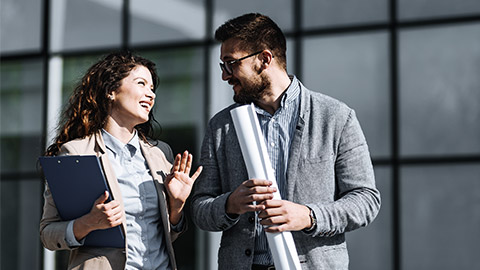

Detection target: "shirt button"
[245, 249, 252, 256]
[139, 216, 143, 220]
[248, 217, 255, 224]
[270, 142, 275, 147]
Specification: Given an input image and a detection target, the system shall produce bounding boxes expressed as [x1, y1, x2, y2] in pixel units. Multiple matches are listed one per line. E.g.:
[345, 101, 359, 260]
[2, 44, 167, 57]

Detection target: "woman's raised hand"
[165, 151, 202, 224]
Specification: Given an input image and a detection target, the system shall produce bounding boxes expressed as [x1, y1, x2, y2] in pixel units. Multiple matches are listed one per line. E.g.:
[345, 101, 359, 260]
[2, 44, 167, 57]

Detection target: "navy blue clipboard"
[39, 155, 125, 248]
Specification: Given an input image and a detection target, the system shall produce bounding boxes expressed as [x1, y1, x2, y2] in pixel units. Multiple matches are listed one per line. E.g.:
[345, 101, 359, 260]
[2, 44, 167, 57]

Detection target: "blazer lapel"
[286, 86, 310, 200]
[94, 132, 128, 236]
[139, 141, 177, 269]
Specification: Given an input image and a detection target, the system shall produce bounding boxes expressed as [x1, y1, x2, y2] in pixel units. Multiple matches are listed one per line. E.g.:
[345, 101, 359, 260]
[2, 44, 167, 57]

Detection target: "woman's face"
[109, 65, 156, 129]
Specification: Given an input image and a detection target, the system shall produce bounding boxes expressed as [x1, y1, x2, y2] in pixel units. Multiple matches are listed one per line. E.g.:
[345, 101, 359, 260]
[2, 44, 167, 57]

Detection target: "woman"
[40, 51, 202, 270]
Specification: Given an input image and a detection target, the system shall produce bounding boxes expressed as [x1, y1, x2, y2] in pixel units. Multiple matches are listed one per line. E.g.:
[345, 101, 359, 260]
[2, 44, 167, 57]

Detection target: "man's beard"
[232, 73, 270, 104]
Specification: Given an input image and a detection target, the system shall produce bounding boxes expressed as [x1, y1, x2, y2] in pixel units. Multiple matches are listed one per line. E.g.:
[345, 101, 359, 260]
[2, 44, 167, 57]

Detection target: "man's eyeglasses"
[219, 51, 263, 75]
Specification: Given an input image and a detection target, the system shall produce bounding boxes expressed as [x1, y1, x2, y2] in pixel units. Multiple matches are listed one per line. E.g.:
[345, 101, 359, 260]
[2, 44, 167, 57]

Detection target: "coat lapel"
[286, 85, 310, 200]
[93, 132, 128, 237]
[139, 141, 177, 269]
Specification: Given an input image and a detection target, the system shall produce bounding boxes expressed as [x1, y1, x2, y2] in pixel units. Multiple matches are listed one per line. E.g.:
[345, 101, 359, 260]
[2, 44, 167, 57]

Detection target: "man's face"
[220, 39, 270, 104]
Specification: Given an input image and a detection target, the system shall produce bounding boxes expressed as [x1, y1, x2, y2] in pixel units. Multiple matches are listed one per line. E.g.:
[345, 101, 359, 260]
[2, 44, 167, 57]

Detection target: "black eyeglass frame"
[219, 50, 263, 75]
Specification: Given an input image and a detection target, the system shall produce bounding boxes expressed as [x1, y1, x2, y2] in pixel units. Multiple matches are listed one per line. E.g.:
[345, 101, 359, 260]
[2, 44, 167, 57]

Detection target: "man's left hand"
[258, 200, 312, 233]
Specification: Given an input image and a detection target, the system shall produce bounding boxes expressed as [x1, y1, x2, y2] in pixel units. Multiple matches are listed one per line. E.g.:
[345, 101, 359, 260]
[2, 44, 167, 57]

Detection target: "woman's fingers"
[179, 151, 188, 172]
[171, 151, 201, 180]
[190, 166, 203, 182]
[173, 151, 193, 173]
[172, 153, 181, 173]
[185, 153, 193, 175]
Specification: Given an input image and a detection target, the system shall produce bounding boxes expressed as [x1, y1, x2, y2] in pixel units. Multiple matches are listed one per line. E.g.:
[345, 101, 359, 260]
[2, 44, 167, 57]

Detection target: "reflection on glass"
[1, 59, 44, 173]
[302, 32, 391, 158]
[398, 0, 480, 21]
[1, 179, 43, 270]
[0, 0, 42, 54]
[302, 0, 388, 29]
[212, 0, 293, 36]
[401, 164, 480, 269]
[50, 0, 121, 52]
[348, 166, 393, 270]
[399, 23, 480, 157]
[130, 0, 206, 45]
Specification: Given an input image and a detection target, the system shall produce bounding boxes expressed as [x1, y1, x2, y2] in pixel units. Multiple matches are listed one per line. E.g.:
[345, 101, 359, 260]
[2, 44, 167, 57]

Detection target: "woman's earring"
[108, 95, 114, 101]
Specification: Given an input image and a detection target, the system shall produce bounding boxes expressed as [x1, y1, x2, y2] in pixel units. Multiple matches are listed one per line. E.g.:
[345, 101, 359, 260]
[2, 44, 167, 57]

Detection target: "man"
[191, 13, 380, 270]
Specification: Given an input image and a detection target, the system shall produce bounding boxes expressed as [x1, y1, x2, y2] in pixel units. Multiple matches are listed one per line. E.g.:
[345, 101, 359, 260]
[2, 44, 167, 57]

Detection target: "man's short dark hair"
[215, 13, 287, 70]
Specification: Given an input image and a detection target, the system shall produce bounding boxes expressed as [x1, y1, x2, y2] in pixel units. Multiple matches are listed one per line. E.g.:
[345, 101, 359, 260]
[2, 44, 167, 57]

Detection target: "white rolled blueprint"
[230, 103, 301, 270]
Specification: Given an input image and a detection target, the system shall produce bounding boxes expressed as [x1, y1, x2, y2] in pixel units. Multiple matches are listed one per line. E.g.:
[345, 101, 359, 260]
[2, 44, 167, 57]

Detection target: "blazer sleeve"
[155, 140, 174, 164]
[190, 119, 240, 232]
[309, 109, 381, 237]
[39, 143, 80, 251]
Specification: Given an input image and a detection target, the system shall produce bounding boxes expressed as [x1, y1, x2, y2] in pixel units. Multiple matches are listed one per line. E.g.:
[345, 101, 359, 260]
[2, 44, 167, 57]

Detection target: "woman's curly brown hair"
[45, 51, 159, 156]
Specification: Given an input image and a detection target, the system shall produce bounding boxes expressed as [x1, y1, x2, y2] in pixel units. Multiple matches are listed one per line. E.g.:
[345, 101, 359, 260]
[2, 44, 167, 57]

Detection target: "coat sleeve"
[39, 143, 80, 251]
[155, 140, 174, 164]
[190, 120, 240, 232]
[309, 109, 381, 237]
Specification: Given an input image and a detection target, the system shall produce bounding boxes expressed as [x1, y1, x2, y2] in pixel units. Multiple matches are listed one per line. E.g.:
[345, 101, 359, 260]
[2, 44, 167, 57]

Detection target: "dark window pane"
[401, 164, 480, 269]
[208, 44, 234, 117]
[130, 0, 206, 45]
[0, 0, 42, 54]
[1, 59, 44, 173]
[399, 23, 480, 157]
[398, 0, 480, 21]
[140, 48, 205, 269]
[302, 0, 388, 29]
[61, 55, 102, 105]
[0, 179, 43, 270]
[348, 166, 393, 270]
[212, 0, 293, 35]
[50, 0, 121, 52]
[141, 48, 205, 130]
[302, 32, 391, 158]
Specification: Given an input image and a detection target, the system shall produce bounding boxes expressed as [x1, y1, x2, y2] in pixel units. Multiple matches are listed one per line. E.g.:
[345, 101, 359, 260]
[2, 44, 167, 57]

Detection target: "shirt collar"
[254, 75, 300, 116]
[101, 129, 139, 158]
[280, 75, 300, 107]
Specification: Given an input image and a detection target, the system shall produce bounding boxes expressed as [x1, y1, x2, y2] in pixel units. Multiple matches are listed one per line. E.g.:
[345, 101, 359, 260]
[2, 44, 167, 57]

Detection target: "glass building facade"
[1, 0, 479, 269]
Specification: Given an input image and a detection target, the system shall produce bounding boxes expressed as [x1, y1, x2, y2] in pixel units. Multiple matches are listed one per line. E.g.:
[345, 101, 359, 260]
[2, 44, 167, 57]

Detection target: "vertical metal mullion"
[41, 0, 56, 269]
[122, 0, 130, 50]
[41, 0, 50, 159]
[390, 0, 401, 269]
[202, 2, 214, 270]
[293, 0, 302, 79]
[204, 0, 213, 132]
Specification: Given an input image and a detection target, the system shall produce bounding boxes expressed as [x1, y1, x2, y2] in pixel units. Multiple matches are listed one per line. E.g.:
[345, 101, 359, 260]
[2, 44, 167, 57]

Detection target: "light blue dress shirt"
[252, 76, 301, 265]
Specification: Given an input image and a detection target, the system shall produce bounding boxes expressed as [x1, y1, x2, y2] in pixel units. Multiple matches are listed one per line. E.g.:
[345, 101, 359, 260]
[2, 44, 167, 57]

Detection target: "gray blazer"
[190, 82, 381, 270]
